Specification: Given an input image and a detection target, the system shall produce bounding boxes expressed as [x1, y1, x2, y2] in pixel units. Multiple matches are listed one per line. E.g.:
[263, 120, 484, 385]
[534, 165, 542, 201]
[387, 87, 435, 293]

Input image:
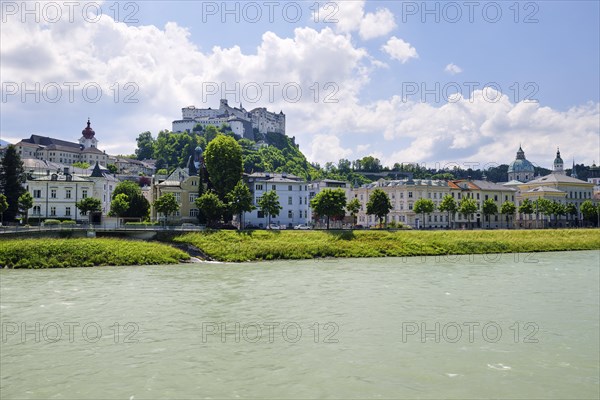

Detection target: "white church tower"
[79, 119, 98, 149]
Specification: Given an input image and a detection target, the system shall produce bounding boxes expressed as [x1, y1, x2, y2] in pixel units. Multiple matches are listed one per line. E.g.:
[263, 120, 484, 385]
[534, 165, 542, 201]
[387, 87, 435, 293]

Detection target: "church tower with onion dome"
[78, 118, 98, 149]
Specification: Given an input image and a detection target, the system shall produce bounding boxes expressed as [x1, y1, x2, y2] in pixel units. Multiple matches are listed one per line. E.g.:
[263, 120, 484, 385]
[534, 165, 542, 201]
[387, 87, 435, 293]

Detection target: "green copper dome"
[507, 146, 535, 173]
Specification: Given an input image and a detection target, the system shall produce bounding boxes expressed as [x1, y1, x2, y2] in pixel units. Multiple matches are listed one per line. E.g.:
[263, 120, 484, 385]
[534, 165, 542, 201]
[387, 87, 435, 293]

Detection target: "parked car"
[294, 223, 311, 230]
[267, 224, 280, 230]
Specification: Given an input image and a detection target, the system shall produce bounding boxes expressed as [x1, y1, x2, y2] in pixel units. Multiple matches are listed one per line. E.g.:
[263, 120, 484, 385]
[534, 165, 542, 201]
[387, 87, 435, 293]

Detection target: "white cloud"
[315, 1, 396, 40]
[359, 8, 397, 40]
[307, 134, 353, 164]
[445, 63, 463, 75]
[381, 36, 418, 63]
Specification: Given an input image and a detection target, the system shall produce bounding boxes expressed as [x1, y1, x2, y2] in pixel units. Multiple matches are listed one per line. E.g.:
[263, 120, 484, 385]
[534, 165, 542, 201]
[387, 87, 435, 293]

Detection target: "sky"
[1, 0, 599, 171]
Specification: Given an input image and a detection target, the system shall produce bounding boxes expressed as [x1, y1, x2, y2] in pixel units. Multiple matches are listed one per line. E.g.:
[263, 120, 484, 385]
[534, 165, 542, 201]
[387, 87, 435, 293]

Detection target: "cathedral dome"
[507, 146, 534, 174]
[82, 119, 95, 139]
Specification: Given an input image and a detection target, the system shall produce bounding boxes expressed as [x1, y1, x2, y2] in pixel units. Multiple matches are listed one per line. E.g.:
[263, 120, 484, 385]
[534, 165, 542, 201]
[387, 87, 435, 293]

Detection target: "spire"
[571, 158, 578, 179]
[516, 145, 525, 160]
[90, 161, 103, 177]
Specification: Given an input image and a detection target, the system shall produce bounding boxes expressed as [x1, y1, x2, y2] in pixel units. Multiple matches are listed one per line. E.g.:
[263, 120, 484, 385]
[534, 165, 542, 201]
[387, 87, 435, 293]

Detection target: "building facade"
[151, 167, 201, 223]
[244, 172, 309, 228]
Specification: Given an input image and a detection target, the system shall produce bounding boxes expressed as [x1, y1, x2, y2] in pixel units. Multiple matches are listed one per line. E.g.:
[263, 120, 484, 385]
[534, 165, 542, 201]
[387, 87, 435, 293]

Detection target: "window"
[458, 193, 462, 199]
[189, 193, 198, 203]
[494, 195, 498, 201]
[191, 180, 197, 186]
[51, 189, 57, 199]
[256, 184, 263, 191]
[428, 192, 431, 198]
[66, 189, 72, 199]
[255, 196, 261, 205]
[65, 207, 71, 216]
[409, 203, 413, 210]
[272, 185, 276, 191]
[82, 189, 88, 199]
[288, 196, 292, 205]
[400, 192, 404, 198]
[190, 209, 199, 217]
[33, 190, 41, 198]
[33, 205, 41, 215]
[257, 210, 265, 218]
[288, 210, 293, 218]
[50, 207, 56, 216]
[174, 193, 181, 203]
[408, 192, 413, 198]
[299, 196, 302, 205]
[288, 185, 293, 191]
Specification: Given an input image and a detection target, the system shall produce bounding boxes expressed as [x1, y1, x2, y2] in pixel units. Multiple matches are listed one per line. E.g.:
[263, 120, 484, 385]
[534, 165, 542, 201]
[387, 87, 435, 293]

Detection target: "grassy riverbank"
[173, 229, 600, 262]
[0, 238, 189, 268]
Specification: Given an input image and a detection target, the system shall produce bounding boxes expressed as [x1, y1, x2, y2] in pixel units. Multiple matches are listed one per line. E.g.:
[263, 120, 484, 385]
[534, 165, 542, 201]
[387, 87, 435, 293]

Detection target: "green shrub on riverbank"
[173, 229, 600, 262]
[0, 238, 188, 268]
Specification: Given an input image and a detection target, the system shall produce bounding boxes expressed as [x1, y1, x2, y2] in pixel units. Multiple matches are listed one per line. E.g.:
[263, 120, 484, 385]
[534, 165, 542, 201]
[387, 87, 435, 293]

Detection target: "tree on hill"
[136, 131, 155, 160]
[0, 145, 25, 222]
[366, 189, 392, 227]
[310, 188, 347, 229]
[258, 190, 282, 227]
[154, 193, 180, 224]
[346, 198, 361, 227]
[482, 198, 498, 228]
[226, 180, 255, 230]
[195, 191, 224, 227]
[18, 192, 33, 224]
[438, 194, 457, 229]
[76, 197, 102, 224]
[204, 135, 243, 201]
[112, 181, 150, 219]
[458, 198, 478, 229]
[414, 198, 435, 229]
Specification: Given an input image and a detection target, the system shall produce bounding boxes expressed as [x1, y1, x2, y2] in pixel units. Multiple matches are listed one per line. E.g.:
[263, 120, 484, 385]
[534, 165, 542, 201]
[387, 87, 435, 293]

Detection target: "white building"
[26, 163, 118, 222]
[244, 172, 308, 228]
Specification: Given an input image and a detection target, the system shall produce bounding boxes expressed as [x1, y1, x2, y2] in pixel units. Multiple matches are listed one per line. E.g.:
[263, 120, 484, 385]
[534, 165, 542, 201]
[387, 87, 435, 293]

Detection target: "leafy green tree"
[310, 188, 347, 229]
[136, 131, 155, 160]
[500, 201, 516, 229]
[0, 193, 8, 225]
[535, 198, 553, 227]
[0, 145, 25, 222]
[458, 198, 478, 229]
[366, 189, 392, 227]
[438, 194, 457, 229]
[414, 198, 435, 229]
[346, 198, 361, 227]
[18, 192, 33, 224]
[518, 198, 534, 215]
[565, 203, 578, 224]
[76, 197, 102, 223]
[358, 156, 382, 172]
[109, 193, 129, 225]
[195, 191, 224, 227]
[107, 164, 118, 174]
[226, 180, 255, 230]
[258, 190, 282, 227]
[154, 193, 180, 224]
[112, 181, 150, 219]
[204, 135, 243, 200]
[550, 201, 566, 226]
[482, 198, 498, 228]
[580, 200, 598, 226]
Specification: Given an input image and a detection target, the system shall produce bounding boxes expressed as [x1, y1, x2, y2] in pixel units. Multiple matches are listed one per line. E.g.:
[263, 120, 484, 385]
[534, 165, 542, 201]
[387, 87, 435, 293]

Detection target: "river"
[1, 251, 598, 399]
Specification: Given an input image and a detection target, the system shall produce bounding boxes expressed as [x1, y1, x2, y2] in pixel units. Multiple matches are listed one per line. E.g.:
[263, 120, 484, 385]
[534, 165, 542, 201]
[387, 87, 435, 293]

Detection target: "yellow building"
[151, 167, 200, 223]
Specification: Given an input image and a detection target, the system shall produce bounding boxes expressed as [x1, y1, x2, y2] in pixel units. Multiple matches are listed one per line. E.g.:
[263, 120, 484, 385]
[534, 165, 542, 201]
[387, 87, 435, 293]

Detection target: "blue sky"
[1, 0, 599, 169]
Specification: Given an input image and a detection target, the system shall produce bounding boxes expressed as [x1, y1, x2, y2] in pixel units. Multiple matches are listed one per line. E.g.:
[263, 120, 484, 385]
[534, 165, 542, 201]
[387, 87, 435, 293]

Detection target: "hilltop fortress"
[172, 99, 286, 140]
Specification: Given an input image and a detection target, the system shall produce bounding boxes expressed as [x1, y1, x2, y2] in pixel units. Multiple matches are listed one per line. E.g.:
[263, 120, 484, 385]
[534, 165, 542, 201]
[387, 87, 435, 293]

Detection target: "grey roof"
[472, 180, 517, 191]
[526, 186, 566, 194]
[526, 173, 592, 185]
